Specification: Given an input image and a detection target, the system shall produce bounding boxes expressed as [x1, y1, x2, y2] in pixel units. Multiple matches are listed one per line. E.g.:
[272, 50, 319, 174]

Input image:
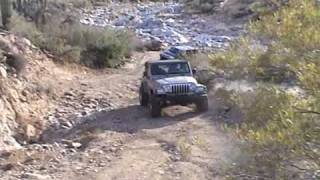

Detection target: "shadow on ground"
[41, 105, 200, 143]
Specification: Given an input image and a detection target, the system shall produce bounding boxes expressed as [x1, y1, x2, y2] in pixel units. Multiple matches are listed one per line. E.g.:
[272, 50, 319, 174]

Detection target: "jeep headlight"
[162, 85, 172, 93]
[155, 88, 166, 94]
[195, 86, 207, 93]
[189, 83, 197, 91]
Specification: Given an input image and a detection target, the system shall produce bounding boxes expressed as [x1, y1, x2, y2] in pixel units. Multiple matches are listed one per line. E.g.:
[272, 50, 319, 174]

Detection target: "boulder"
[195, 69, 216, 85]
[114, 17, 130, 26]
[144, 38, 163, 51]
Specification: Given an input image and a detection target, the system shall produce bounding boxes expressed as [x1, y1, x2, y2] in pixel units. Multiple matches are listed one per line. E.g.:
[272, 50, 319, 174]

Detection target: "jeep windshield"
[151, 62, 190, 75]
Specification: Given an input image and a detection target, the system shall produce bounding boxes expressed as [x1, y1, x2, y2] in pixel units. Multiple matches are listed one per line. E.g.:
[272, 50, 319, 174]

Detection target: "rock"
[144, 38, 163, 51]
[21, 38, 32, 47]
[1, 163, 14, 171]
[69, 148, 77, 153]
[165, 18, 176, 26]
[114, 17, 130, 26]
[62, 140, 82, 149]
[0, 66, 7, 78]
[60, 121, 73, 128]
[25, 124, 37, 141]
[0, 98, 4, 112]
[64, 91, 75, 97]
[21, 173, 50, 180]
[109, 147, 117, 152]
[80, 82, 88, 86]
[81, 111, 87, 116]
[105, 155, 111, 161]
[98, 162, 106, 167]
[61, 125, 71, 129]
[158, 170, 165, 175]
[195, 69, 216, 85]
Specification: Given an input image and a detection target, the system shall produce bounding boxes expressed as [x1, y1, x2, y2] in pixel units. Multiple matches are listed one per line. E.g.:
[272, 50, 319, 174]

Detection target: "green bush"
[9, 14, 44, 46]
[210, 0, 320, 83]
[9, 13, 136, 68]
[184, 0, 219, 13]
[80, 29, 133, 68]
[228, 86, 319, 178]
[210, 0, 320, 178]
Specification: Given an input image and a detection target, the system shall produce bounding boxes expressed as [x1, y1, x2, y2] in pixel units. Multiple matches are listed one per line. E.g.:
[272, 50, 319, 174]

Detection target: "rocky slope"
[0, 31, 87, 151]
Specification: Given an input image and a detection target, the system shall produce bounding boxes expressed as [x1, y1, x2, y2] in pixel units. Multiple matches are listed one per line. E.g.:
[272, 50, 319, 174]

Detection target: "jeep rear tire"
[196, 97, 209, 112]
[139, 87, 148, 107]
[149, 97, 161, 117]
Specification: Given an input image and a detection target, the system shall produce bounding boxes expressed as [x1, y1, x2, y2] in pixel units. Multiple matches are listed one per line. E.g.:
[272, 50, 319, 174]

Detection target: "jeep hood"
[154, 76, 197, 85]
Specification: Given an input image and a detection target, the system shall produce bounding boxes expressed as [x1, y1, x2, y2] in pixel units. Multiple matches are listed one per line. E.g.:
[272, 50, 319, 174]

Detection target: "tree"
[16, 0, 22, 13]
[0, 0, 12, 29]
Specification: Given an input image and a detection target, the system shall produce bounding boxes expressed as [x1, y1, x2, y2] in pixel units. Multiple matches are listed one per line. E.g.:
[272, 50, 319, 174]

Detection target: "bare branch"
[293, 107, 320, 115]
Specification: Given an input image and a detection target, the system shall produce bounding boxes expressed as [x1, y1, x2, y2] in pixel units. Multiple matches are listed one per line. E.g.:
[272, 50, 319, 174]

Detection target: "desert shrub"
[210, 0, 320, 83]
[228, 86, 319, 178]
[9, 0, 139, 68]
[9, 13, 136, 68]
[47, 0, 92, 8]
[184, 0, 287, 18]
[8, 14, 43, 46]
[184, 0, 220, 13]
[213, 0, 320, 178]
[78, 27, 134, 68]
[69, 0, 92, 8]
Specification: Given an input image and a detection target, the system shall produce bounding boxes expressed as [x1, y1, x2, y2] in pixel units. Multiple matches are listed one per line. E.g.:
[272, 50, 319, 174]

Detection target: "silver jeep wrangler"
[139, 59, 209, 117]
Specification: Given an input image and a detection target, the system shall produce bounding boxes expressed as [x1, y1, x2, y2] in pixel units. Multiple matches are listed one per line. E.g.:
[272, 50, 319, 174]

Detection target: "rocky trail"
[0, 51, 240, 180]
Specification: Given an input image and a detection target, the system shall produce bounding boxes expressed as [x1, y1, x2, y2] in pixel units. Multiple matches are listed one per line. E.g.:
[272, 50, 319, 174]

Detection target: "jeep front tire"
[139, 87, 148, 106]
[196, 97, 209, 112]
[149, 97, 161, 117]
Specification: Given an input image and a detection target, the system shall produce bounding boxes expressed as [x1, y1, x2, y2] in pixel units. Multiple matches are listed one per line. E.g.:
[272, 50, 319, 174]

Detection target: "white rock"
[70, 142, 82, 149]
[21, 173, 50, 180]
[25, 124, 37, 141]
[0, 66, 7, 78]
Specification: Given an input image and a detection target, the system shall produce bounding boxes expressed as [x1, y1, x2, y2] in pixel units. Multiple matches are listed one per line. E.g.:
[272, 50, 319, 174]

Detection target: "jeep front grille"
[171, 84, 190, 95]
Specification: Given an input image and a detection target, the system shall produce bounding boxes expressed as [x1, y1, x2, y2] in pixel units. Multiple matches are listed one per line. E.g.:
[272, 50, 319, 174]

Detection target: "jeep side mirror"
[143, 71, 147, 77]
[192, 68, 197, 75]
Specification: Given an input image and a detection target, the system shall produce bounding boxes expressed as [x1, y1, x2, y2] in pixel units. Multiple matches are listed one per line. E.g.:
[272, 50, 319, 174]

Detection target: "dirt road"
[0, 52, 240, 180]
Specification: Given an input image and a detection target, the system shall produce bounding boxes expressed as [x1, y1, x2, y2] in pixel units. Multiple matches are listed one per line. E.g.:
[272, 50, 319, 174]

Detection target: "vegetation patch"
[6, 0, 139, 69]
[209, 0, 320, 178]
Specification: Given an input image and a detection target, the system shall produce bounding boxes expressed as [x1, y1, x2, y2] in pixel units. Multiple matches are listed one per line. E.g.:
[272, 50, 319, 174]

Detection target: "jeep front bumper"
[154, 93, 208, 106]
